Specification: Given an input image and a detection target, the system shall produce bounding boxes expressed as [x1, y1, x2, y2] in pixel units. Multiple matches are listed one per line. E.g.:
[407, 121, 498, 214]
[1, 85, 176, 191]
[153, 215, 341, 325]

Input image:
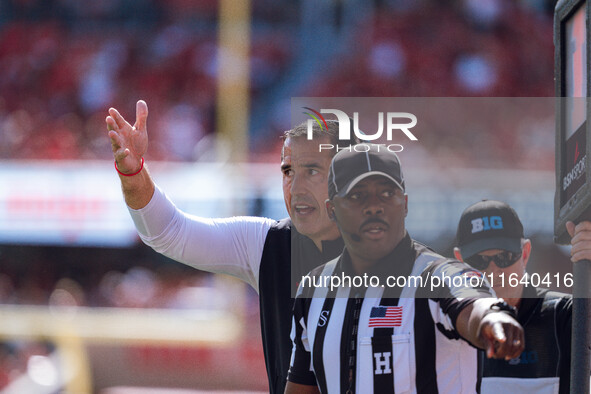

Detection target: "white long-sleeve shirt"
[127, 185, 275, 292]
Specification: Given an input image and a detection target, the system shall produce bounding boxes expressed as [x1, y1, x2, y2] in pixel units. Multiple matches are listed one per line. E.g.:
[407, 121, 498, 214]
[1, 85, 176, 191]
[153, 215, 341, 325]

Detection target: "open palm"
[106, 100, 149, 174]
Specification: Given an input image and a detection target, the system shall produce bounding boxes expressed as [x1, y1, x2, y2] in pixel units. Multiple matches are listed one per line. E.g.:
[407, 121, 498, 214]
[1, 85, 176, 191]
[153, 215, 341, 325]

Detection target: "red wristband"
[115, 157, 144, 177]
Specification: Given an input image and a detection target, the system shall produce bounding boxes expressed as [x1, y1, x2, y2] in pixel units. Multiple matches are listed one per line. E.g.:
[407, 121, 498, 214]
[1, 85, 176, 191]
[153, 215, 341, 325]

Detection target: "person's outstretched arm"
[106, 100, 274, 290]
[456, 298, 524, 360]
[106, 99, 154, 209]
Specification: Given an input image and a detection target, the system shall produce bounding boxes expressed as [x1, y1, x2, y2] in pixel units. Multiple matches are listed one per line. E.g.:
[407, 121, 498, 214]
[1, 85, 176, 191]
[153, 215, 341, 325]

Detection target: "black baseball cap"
[328, 143, 405, 200]
[456, 200, 524, 259]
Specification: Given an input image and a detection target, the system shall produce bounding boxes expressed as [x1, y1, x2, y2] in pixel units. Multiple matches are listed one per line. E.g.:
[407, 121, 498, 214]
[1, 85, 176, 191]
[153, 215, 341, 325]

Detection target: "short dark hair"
[281, 119, 359, 160]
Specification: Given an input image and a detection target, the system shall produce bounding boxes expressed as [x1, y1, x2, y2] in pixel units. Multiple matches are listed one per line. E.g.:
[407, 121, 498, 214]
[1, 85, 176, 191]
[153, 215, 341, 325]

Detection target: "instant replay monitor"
[554, 0, 591, 244]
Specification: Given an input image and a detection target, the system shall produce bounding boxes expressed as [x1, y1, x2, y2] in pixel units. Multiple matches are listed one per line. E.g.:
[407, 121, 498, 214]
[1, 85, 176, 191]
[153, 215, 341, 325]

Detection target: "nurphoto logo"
[302, 107, 418, 152]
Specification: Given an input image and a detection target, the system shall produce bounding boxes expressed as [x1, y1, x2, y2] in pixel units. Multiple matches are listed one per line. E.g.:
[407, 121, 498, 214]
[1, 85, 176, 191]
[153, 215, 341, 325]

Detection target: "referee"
[106, 101, 356, 393]
[286, 144, 524, 394]
[453, 200, 591, 394]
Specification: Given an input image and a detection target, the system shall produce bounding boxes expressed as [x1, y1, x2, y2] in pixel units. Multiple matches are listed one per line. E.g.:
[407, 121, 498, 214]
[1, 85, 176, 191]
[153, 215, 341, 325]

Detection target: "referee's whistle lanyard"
[345, 290, 365, 394]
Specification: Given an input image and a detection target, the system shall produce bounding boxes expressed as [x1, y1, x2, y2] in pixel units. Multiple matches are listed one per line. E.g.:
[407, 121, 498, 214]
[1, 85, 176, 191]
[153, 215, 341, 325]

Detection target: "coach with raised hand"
[286, 144, 524, 394]
[106, 100, 355, 394]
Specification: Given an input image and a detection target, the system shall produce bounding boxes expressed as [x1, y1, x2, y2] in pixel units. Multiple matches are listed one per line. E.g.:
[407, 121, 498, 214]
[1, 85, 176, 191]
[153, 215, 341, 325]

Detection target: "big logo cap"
[456, 200, 524, 259]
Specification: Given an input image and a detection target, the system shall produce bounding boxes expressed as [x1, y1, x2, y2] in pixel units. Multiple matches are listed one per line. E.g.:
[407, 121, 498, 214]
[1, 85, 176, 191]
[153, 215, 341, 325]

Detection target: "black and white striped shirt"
[288, 234, 496, 393]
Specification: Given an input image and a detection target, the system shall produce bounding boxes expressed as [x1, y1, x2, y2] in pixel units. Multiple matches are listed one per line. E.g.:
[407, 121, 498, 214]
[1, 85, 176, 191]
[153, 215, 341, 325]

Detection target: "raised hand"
[106, 100, 149, 175]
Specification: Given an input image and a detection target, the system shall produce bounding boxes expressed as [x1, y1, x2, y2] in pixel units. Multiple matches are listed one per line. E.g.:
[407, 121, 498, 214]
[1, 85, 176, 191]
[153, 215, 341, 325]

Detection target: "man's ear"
[326, 200, 336, 221]
[521, 239, 532, 267]
[453, 247, 464, 262]
[404, 194, 408, 217]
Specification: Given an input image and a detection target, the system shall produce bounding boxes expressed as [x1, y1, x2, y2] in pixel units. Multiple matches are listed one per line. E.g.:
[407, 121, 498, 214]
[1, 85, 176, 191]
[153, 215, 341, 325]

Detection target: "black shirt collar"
[291, 222, 345, 275]
[321, 237, 346, 260]
[292, 224, 344, 257]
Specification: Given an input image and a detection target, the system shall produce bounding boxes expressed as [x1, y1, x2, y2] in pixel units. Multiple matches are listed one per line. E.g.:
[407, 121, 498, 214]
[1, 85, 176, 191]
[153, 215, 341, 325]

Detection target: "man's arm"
[106, 100, 274, 290]
[455, 298, 524, 360]
[106, 100, 154, 209]
[284, 382, 320, 394]
[424, 259, 523, 359]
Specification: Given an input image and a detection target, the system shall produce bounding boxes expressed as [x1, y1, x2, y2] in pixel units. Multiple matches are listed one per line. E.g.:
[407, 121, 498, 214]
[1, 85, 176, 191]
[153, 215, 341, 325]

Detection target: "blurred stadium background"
[0, 0, 569, 393]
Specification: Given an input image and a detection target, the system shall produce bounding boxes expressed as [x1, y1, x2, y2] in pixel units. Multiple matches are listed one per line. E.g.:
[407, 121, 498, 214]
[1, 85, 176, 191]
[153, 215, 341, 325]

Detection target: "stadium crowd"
[0, 0, 554, 164]
[0, 0, 293, 161]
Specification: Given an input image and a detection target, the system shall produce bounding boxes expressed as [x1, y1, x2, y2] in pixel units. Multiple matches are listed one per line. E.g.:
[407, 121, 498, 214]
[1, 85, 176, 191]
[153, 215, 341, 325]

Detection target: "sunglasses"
[464, 250, 522, 270]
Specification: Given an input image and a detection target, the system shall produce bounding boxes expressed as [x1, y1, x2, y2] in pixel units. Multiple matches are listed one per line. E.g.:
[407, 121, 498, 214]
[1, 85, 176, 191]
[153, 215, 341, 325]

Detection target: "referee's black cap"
[456, 200, 524, 259]
[328, 143, 405, 200]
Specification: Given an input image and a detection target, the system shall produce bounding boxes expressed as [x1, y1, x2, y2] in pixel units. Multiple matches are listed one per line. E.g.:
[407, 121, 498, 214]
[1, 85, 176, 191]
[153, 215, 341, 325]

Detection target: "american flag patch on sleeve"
[368, 306, 403, 327]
